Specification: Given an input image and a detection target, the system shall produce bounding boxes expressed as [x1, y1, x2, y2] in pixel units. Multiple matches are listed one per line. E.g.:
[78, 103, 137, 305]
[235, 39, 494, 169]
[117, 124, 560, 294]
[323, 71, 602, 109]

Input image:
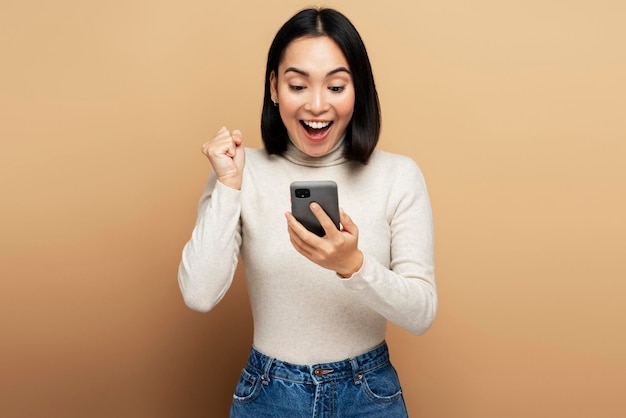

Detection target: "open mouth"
[300, 120, 333, 140]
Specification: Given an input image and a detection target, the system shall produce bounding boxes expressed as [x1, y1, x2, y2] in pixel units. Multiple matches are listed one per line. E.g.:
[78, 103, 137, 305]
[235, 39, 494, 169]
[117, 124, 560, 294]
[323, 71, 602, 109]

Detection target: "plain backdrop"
[1, 0, 625, 417]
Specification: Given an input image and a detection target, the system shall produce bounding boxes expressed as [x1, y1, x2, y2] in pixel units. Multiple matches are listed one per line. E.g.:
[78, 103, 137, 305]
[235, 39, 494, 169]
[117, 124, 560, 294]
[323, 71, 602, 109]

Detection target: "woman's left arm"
[341, 162, 436, 335]
[285, 160, 437, 335]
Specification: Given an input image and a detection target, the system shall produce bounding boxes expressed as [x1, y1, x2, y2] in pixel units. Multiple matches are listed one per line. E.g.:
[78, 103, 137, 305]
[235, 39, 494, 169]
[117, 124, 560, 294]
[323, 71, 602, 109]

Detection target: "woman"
[178, 7, 436, 417]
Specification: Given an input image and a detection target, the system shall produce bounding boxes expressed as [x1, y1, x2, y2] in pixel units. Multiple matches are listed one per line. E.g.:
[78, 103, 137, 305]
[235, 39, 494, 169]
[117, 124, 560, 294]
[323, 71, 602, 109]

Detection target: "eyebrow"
[284, 66, 351, 77]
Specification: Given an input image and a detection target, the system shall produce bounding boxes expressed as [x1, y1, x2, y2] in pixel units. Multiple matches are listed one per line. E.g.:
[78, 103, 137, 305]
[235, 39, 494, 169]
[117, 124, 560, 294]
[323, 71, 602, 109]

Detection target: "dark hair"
[261, 8, 381, 164]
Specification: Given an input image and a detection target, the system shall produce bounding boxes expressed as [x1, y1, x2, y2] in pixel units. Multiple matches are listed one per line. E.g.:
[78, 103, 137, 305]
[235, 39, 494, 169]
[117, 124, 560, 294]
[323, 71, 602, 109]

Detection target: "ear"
[269, 71, 278, 99]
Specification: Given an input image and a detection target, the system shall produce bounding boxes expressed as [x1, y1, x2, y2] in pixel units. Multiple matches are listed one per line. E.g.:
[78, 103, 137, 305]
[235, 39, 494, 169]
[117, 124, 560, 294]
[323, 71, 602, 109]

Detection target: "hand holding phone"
[290, 181, 340, 237]
[288, 181, 363, 276]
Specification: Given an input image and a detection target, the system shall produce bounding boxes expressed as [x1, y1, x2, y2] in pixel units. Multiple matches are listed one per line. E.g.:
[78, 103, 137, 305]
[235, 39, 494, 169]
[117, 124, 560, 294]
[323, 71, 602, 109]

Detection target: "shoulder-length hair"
[261, 8, 381, 164]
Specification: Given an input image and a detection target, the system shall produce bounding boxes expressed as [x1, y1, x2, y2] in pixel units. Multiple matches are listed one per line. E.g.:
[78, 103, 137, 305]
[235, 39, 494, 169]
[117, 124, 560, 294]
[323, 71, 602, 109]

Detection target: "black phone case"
[290, 181, 340, 237]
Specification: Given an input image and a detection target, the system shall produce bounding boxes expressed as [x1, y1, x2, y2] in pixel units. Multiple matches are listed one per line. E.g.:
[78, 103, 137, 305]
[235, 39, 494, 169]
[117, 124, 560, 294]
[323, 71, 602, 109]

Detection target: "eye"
[329, 86, 345, 93]
[289, 85, 305, 91]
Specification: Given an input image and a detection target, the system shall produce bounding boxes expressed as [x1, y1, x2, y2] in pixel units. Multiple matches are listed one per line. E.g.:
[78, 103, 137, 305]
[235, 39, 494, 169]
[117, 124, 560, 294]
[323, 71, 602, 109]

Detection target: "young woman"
[178, 7, 437, 417]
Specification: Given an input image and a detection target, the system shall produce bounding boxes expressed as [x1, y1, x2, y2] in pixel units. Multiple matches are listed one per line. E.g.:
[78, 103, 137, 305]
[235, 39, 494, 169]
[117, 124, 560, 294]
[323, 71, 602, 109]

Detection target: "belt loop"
[261, 356, 274, 386]
[349, 357, 362, 385]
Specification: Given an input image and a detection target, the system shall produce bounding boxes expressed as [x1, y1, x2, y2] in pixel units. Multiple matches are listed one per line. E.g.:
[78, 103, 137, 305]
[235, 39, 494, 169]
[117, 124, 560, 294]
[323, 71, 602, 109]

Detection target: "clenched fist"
[201, 127, 246, 190]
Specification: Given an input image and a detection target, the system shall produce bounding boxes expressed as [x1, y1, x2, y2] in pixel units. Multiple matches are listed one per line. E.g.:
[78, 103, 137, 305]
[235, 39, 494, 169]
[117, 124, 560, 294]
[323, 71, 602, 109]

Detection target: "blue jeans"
[229, 341, 408, 418]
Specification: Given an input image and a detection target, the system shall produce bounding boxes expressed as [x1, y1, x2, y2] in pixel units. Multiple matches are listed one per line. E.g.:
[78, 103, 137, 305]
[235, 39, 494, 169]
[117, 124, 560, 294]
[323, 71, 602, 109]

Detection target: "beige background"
[1, 0, 625, 417]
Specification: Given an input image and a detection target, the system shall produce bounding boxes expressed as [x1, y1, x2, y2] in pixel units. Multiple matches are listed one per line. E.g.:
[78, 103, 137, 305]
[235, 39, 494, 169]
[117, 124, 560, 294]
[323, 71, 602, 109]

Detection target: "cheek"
[336, 95, 355, 120]
[277, 97, 299, 119]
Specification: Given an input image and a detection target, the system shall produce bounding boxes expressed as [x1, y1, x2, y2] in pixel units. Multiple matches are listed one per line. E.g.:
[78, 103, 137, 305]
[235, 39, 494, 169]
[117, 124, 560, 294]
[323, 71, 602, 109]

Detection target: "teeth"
[303, 121, 330, 130]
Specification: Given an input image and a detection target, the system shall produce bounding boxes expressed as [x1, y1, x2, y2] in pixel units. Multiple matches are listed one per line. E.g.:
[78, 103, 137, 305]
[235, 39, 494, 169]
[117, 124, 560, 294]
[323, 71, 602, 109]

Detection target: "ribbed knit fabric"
[178, 140, 437, 364]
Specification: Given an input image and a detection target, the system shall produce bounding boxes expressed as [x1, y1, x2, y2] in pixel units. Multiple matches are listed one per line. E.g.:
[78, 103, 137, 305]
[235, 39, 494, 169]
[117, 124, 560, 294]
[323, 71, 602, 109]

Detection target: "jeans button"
[313, 368, 334, 377]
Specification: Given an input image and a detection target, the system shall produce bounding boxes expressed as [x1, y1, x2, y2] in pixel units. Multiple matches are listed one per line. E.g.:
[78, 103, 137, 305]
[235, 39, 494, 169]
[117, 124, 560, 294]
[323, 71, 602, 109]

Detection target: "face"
[270, 36, 355, 157]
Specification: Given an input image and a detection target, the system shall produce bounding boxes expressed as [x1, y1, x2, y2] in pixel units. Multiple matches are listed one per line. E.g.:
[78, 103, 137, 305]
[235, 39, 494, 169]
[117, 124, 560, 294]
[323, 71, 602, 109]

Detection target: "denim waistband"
[246, 341, 390, 385]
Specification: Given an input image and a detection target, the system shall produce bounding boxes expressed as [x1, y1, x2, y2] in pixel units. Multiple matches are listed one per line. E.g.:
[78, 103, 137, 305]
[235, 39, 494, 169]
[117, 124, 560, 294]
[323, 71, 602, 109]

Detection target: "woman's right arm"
[177, 127, 246, 312]
[178, 174, 242, 312]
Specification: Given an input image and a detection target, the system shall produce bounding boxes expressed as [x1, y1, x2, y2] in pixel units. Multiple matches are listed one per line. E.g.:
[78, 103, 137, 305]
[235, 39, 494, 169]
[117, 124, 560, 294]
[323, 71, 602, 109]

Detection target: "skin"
[270, 36, 355, 157]
[201, 35, 363, 278]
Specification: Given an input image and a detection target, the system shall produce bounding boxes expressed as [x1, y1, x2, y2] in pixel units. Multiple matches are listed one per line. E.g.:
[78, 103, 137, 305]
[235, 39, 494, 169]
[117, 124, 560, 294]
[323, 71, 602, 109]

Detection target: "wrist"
[217, 175, 242, 190]
[336, 251, 363, 279]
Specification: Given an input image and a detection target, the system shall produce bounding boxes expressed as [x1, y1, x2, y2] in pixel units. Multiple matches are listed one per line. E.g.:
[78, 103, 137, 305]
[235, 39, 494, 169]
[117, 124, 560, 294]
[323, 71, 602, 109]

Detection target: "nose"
[305, 88, 330, 114]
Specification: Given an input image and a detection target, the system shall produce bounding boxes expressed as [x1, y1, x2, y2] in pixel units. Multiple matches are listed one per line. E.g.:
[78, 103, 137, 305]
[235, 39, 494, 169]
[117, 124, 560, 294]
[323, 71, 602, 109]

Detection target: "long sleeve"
[341, 160, 437, 335]
[177, 146, 436, 363]
[178, 173, 243, 312]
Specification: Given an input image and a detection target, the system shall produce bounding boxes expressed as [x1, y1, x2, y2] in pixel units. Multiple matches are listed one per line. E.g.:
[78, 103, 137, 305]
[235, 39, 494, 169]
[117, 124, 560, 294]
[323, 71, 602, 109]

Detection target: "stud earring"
[271, 97, 278, 107]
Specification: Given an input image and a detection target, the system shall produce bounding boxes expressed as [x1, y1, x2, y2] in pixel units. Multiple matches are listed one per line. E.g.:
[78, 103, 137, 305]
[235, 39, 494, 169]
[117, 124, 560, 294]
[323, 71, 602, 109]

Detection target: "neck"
[283, 135, 348, 167]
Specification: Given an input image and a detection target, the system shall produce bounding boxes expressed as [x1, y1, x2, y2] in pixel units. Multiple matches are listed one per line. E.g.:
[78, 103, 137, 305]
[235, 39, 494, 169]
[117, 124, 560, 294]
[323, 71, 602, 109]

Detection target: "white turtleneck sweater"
[178, 140, 436, 364]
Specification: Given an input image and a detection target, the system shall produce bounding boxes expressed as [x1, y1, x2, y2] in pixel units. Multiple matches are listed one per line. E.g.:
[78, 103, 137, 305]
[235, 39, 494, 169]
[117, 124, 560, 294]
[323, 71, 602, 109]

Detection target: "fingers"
[339, 208, 357, 234]
[310, 202, 340, 236]
[201, 127, 242, 157]
[222, 129, 238, 158]
[201, 127, 245, 161]
[230, 129, 246, 167]
[287, 223, 315, 256]
[284, 212, 313, 242]
[285, 212, 318, 255]
[201, 127, 228, 156]
[286, 203, 345, 243]
[201, 126, 246, 190]
[285, 208, 362, 275]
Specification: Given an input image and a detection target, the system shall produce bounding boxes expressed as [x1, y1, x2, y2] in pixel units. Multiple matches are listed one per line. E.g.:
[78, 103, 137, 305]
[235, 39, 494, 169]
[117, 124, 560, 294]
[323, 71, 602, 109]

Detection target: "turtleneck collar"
[282, 134, 348, 167]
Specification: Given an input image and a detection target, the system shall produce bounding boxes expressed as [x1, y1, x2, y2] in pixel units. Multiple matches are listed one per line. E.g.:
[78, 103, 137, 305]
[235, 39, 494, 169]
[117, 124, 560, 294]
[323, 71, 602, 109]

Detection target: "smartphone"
[290, 181, 340, 237]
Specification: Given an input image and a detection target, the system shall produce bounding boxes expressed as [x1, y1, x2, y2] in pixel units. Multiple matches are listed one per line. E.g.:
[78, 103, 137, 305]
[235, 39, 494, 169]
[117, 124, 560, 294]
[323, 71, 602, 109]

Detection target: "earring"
[271, 97, 278, 107]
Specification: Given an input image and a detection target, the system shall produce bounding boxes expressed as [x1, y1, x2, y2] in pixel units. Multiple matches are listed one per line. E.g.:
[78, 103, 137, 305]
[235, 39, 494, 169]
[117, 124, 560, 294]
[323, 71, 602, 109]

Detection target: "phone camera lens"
[295, 189, 310, 198]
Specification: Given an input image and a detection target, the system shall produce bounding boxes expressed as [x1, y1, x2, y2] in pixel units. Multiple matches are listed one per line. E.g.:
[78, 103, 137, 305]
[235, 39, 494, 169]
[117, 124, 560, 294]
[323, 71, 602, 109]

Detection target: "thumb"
[231, 129, 243, 146]
[231, 130, 245, 166]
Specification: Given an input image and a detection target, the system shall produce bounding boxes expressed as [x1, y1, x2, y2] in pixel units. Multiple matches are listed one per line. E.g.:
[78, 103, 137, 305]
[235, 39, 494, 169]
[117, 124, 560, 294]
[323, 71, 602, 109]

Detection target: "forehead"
[279, 36, 349, 71]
